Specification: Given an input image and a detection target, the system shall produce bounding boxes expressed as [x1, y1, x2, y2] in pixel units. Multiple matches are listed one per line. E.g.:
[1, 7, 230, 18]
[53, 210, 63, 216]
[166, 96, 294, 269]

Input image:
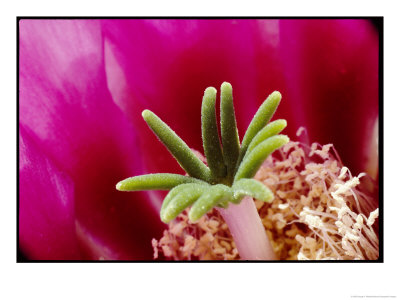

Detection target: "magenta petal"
[103, 19, 380, 176]
[278, 19, 379, 174]
[102, 19, 285, 174]
[19, 126, 80, 259]
[20, 20, 165, 259]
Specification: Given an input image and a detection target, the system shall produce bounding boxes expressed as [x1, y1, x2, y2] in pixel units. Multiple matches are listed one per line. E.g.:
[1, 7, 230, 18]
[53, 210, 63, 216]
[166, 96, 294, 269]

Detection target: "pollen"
[152, 140, 379, 260]
[367, 208, 379, 226]
[278, 203, 289, 210]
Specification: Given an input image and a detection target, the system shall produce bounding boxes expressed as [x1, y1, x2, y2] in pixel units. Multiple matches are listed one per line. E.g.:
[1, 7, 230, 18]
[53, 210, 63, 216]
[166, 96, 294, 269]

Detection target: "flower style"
[19, 19, 379, 260]
[117, 83, 288, 222]
[117, 83, 289, 260]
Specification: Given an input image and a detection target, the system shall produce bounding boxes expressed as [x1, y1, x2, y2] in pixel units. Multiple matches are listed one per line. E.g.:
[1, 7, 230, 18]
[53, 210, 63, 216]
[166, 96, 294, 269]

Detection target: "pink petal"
[102, 19, 283, 174]
[104, 19, 379, 176]
[278, 19, 379, 174]
[19, 19, 165, 259]
[19, 126, 80, 259]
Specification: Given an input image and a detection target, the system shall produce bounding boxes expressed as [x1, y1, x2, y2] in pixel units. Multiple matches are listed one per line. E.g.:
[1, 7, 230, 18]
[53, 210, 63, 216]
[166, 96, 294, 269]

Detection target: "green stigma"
[117, 82, 289, 223]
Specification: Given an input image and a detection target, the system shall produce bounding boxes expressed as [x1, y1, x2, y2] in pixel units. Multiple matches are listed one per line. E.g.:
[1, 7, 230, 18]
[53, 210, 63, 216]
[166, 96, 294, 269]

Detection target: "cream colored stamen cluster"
[152, 211, 239, 260]
[152, 139, 379, 260]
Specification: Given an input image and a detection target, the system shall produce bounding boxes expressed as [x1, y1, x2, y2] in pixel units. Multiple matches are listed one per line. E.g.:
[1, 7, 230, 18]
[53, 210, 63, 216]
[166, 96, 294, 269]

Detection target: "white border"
[2, 1, 399, 299]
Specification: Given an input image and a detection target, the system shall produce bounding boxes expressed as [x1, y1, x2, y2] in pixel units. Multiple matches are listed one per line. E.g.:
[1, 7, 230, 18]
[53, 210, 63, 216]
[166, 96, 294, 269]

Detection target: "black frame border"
[16, 16, 384, 263]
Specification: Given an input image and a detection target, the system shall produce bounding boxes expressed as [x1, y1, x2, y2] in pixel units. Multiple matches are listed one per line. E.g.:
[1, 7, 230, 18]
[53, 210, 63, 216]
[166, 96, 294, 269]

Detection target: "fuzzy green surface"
[220, 82, 240, 180]
[160, 183, 209, 219]
[201, 87, 226, 181]
[188, 184, 232, 222]
[142, 110, 211, 182]
[237, 91, 282, 168]
[232, 178, 274, 204]
[234, 134, 289, 181]
[116, 173, 205, 191]
[245, 119, 287, 159]
[161, 183, 209, 223]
